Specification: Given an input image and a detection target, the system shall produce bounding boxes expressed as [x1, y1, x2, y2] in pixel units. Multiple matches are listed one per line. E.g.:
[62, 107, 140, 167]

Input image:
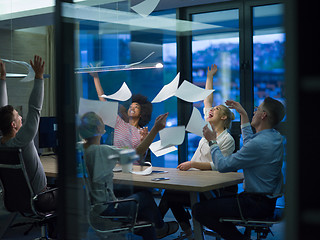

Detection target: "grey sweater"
[0, 79, 47, 194]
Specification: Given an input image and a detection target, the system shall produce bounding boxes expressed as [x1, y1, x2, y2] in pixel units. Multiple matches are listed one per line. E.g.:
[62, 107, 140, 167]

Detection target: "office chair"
[0, 147, 57, 239]
[219, 203, 284, 240]
[81, 156, 153, 239]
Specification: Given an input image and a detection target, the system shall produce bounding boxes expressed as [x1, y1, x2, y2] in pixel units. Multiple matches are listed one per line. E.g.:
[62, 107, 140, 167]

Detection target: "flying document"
[160, 126, 185, 148]
[149, 140, 177, 157]
[1, 58, 35, 82]
[78, 98, 118, 128]
[186, 107, 208, 137]
[151, 72, 180, 103]
[100, 82, 132, 101]
[131, 0, 161, 17]
[175, 80, 215, 103]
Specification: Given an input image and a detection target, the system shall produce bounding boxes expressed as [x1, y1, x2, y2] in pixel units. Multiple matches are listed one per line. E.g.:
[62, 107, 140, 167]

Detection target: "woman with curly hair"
[90, 73, 153, 155]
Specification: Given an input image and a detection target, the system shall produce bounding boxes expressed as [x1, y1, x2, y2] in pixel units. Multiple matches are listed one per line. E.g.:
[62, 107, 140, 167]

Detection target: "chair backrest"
[0, 147, 36, 214]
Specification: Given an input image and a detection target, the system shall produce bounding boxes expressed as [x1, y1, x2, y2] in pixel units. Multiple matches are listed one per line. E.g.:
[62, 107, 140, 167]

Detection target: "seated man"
[0, 56, 57, 212]
[0, 56, 57, 237]
[192, 97, 285, 240]
[78, 111, 178, 240]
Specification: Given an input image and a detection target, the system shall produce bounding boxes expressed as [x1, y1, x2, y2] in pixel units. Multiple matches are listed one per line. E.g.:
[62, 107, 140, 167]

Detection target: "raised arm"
[89, 71, 106, 102]
[225, 100, 249, 126]
[135, 112, 168, 156]
[203, 64, 218, 108]
[0, 60, 8, 106]
[13, 55, 45, 144]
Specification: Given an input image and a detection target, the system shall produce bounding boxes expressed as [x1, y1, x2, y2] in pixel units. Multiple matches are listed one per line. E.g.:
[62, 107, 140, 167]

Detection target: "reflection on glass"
[253, 4, 286, 108]
[78, 8, 178, 169]
[189, 9, 240, 161]
[253, 3, 286, 209]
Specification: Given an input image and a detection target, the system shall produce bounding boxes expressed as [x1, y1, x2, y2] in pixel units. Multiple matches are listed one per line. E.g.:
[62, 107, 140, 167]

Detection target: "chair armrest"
[33, 187, 58, 200]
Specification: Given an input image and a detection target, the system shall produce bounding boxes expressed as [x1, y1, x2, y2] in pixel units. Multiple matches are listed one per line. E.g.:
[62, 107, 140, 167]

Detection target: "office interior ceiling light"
[62, 2, 219, 34]
[75, 52, 163, 74]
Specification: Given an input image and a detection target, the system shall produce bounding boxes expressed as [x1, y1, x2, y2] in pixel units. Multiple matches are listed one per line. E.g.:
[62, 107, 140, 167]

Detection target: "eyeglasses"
[254, 106, 266, 113]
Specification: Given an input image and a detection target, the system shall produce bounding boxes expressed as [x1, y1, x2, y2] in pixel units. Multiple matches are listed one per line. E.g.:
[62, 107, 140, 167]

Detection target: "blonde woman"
[159, 64, 236, 240]
[177, 64, 235, 171]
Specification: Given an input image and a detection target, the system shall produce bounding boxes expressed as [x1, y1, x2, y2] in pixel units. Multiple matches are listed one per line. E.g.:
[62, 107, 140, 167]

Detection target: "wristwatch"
[208, 140, 217, 147]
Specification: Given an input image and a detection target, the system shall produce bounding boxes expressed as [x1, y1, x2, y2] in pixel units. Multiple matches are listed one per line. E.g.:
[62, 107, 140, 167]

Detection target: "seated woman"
[158, 64, 236, 240]
[78, 111, 178, 240]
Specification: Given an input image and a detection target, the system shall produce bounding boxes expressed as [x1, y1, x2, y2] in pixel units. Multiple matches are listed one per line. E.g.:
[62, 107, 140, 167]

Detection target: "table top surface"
[113, 165, 243, 192]
[40, 156, 244, 192]
[40, 154, 58, 178]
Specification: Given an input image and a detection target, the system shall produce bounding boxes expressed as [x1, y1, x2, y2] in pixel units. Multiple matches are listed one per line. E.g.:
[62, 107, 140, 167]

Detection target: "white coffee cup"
[122, 163, 133, 173]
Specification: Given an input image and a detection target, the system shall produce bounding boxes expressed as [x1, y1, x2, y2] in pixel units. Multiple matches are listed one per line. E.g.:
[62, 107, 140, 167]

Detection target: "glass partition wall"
[1, 0, 286, 239]
[56, 1, 211, 238]
[56, 1, 285, 238]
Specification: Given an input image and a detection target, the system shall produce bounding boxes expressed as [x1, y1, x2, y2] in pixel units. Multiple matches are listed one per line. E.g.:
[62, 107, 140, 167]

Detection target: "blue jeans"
[192, 192, 276, 240]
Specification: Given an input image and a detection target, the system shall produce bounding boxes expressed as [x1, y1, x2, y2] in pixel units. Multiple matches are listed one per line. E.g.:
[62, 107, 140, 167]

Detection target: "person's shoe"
[179, 221, 194, 239]
[156, 221, 179, 239]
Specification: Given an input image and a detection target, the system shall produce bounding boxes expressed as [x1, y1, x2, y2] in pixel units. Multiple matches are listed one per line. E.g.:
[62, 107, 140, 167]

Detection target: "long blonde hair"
[219, 105, 235, 129]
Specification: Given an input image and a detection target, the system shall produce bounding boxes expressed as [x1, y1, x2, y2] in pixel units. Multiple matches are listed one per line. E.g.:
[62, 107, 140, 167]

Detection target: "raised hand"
[225, 100, 246, 115]
[202, 124, 216, 142]
[30, 55, 45, 80]
[88, 64, 99, 78]
[0, 60, 6, 80]
[153, 112, 169, 132]
[225, 100, 249, 125]
[207, 64, 218, 79]
[139, 127, 149, 141]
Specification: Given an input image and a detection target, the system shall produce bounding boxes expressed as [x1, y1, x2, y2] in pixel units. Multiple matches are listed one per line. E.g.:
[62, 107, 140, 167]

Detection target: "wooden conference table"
[41, 156, 244, 240]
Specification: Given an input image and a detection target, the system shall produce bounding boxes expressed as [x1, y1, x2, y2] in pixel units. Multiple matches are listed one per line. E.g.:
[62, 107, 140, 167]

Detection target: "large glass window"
[253, 3, 286, 208]
[253, 4, 285, 108]
[189, 9, 240, 160]
[78, 9, 178, 168]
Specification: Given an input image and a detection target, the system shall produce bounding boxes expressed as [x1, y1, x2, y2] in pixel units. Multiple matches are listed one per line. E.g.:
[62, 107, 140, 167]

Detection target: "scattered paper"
[159, 126, 185, 148]
[131, 162, 153, 175]
[151, 72, 180, 103]
[78, 98, 118, 128]
[186, 107, 208, 137]
[100, 82, 132, 101]
[131, 0, 160, 17]
[149, 140, 177, 157]
[1, 58, 35, 82]
[175, 80, 215, 103]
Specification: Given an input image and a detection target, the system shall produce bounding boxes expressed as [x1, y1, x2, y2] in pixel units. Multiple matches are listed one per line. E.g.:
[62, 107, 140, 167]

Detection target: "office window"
[189, 9, 240, 160]
[78, 9, 178, 167]
[253, 4, 285, 108]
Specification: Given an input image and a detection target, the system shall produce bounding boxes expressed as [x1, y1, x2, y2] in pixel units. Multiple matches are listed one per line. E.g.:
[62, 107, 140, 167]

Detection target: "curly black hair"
[132, 94, 152, 128]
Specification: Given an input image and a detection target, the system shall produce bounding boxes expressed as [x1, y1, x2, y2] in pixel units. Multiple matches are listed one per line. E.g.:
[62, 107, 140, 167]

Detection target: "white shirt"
[190, 107, 235, 170]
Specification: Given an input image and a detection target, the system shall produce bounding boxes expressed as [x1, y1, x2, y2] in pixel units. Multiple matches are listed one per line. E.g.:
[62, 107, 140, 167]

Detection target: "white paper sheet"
[149, 140, 178, 157]
[175, 80, 215, 103]
[1, 58, 35, 82]
[78, 98, 118, 128]
[131, 162, 153, 175]
[131, 0, 160, 17]
[186, 107, 208, 137]
[100, 82, 132, 101]
[151, 72, 180, 103]
[159, 126, 185, 148]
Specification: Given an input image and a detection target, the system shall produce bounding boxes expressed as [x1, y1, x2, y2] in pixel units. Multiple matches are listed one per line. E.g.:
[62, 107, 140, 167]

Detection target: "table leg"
[190, 192, 204, 240]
